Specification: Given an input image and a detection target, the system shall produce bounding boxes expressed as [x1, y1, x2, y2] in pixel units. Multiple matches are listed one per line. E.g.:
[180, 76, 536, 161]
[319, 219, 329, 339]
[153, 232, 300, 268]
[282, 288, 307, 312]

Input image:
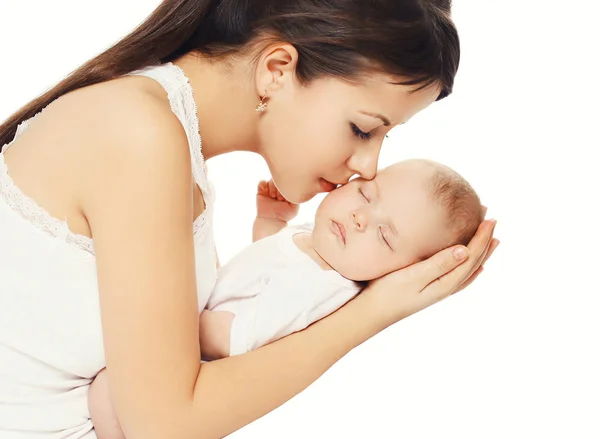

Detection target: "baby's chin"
[329, 254, 412, 282]
[318, 252, 381, 282]
[338, 265, 380, 283]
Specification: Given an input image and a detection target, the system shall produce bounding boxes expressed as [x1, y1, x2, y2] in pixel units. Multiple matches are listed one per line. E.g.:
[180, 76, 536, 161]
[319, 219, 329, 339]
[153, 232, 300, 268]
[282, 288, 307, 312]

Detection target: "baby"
[89, 159, 483, 438]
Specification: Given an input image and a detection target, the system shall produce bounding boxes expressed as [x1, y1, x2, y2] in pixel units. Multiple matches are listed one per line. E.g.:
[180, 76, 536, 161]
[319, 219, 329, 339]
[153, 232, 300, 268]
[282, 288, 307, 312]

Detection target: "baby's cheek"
[338, 246, 384, 281]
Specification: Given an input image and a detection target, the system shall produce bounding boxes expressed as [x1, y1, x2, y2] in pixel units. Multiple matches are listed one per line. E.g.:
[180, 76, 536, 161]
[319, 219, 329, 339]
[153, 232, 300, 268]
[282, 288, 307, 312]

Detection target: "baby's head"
[312, 159, 483, 281]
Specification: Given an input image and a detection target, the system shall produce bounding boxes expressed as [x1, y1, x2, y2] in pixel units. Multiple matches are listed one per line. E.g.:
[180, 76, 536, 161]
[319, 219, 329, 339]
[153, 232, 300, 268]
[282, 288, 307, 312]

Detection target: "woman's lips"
[319, 178, 338, 192]
[331, 220, 346, 244]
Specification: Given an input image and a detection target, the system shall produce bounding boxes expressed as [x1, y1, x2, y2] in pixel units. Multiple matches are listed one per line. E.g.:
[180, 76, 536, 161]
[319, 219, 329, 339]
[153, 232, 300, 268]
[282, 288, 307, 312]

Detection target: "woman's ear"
[254, 43, 299, 99]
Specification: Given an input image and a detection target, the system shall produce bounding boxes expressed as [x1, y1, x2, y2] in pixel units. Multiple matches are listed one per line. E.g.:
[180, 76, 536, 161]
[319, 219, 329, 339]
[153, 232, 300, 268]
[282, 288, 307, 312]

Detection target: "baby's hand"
[256, 180, 299, 223]
[88, 369, 125, 439]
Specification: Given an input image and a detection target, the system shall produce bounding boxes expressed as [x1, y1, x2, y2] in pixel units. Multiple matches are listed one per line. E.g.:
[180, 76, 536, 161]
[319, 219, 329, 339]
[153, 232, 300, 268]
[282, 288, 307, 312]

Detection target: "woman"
[0, 1, 498, 438]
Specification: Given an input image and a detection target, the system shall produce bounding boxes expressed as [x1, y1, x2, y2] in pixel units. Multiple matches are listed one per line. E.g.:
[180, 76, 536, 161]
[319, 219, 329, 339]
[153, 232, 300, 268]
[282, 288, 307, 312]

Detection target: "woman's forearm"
[188, 291, 385, 439]
[178, 221, 495, 439]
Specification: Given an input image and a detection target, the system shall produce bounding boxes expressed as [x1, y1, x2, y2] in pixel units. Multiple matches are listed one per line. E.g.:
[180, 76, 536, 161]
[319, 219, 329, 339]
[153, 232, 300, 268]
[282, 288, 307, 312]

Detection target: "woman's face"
[257, 72, 441, 203]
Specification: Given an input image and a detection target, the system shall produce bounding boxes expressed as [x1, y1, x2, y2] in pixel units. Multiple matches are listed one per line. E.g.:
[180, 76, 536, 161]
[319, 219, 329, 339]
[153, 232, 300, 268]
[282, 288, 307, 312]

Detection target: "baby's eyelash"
[379, 227, 392, 249]
[358, 187, 369, 202]
[351, 123, 372, 141]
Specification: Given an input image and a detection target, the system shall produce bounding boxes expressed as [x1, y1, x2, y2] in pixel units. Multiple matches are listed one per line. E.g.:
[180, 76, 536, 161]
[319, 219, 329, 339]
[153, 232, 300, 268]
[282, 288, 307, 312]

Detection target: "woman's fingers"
[365, 218, 497, 324]
[482, 239, 499, 266]
[463, 226, 495, 280]
[454, 236, 499, 294]
[466, 235, 498, 279]
[422, 219, 496, 300]
[469, 219, 496, 266]
[366, 244, 470, 321]
[405, 244, 470, 291]
[453, 266, 483, 294]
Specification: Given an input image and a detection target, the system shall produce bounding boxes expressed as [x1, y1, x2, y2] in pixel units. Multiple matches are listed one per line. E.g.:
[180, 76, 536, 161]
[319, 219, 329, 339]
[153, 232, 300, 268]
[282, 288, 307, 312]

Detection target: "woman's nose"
[347, 146, 380, 181]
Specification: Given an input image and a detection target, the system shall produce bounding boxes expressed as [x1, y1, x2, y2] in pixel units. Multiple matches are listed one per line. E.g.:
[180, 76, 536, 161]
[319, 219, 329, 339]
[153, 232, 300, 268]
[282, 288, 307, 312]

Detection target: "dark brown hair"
[0, 0, 460, 149]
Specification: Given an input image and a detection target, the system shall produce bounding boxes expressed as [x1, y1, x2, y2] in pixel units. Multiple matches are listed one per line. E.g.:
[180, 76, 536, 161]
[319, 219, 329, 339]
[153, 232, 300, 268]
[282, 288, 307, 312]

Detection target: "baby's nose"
[352, 211, 368, 230]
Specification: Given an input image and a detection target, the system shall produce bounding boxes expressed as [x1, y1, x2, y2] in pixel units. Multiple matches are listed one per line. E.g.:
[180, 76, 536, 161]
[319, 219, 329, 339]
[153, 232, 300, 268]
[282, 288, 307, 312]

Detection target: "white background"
[1, 1, 599, 438]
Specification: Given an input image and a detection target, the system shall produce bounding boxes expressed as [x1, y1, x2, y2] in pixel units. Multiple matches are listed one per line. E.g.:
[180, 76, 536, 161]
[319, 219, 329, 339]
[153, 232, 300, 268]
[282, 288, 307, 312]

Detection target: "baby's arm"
[88, 369, 125, 439]
[198, 309, 235, 361]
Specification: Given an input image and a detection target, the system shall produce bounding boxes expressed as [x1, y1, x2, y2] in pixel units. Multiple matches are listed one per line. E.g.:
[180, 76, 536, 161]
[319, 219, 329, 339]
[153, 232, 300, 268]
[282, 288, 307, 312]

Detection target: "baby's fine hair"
[427, 160, 483, 248]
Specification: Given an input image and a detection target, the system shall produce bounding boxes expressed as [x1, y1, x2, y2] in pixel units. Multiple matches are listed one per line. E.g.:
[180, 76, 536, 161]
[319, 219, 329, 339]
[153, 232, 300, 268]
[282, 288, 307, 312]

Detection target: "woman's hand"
[256, 180, 299, 222]
[364, 217, 499, 326]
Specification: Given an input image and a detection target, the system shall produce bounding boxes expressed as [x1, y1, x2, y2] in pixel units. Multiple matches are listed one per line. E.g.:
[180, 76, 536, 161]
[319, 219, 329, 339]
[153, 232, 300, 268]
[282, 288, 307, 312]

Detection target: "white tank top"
[0, 63, 218, 438]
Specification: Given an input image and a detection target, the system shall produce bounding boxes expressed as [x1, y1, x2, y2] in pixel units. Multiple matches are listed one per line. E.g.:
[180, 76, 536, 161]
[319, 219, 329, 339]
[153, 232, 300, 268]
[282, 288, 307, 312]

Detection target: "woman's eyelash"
[351, 123, 372, 141]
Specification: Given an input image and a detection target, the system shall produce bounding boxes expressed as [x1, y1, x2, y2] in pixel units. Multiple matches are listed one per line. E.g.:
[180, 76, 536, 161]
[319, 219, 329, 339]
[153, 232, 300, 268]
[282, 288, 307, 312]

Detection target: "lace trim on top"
[132, 63, 212, 234]
[166, 63, 210, 196]
[1, 116, 95, 254]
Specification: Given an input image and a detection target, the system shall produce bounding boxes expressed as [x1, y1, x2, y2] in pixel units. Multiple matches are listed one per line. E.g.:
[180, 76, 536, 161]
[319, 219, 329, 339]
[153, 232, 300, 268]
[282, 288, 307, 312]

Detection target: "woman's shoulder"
[0, 76, 193, 243]
[71, 76, 197, 237]
[61, 75, 188, 156]
[42, 77, 191, 203]
[35, 75, 190, 185]
[5, 74, 194, 232]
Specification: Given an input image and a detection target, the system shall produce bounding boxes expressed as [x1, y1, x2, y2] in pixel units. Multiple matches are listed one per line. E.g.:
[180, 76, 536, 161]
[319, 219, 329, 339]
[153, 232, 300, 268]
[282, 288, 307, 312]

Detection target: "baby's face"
[313, 160, 452, 281]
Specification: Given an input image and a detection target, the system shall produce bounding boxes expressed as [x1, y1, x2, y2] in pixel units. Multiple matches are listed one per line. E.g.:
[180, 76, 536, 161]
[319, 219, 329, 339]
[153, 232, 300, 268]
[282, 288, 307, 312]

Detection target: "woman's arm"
[186, 217, 495, 439]
[82, 85, 497, 439]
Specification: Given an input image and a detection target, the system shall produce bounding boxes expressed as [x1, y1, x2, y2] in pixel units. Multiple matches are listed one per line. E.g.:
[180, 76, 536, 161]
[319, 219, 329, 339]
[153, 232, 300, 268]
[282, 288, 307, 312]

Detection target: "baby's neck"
[292, 232, 333, 271]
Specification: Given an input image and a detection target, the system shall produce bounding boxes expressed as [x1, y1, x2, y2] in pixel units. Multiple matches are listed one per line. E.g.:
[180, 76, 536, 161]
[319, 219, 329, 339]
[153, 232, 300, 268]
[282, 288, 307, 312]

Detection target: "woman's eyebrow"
[359, 111, 391, 126]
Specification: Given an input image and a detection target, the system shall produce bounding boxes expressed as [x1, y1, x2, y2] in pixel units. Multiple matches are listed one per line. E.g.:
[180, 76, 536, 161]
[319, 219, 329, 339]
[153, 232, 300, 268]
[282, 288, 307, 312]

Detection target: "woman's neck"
[173, 52, 260, 160]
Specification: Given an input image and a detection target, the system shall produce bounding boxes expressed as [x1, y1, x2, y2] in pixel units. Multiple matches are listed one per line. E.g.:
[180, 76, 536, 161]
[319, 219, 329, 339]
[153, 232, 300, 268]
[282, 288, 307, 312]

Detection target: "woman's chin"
[290, 191, 314, 204]
[277, 180, 322, 204]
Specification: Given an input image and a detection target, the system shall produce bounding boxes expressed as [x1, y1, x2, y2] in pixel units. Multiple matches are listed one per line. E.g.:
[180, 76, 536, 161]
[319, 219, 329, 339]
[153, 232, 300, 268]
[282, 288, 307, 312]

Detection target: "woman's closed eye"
[350, 123, 372, 141]
[351, 123, 390, 140]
